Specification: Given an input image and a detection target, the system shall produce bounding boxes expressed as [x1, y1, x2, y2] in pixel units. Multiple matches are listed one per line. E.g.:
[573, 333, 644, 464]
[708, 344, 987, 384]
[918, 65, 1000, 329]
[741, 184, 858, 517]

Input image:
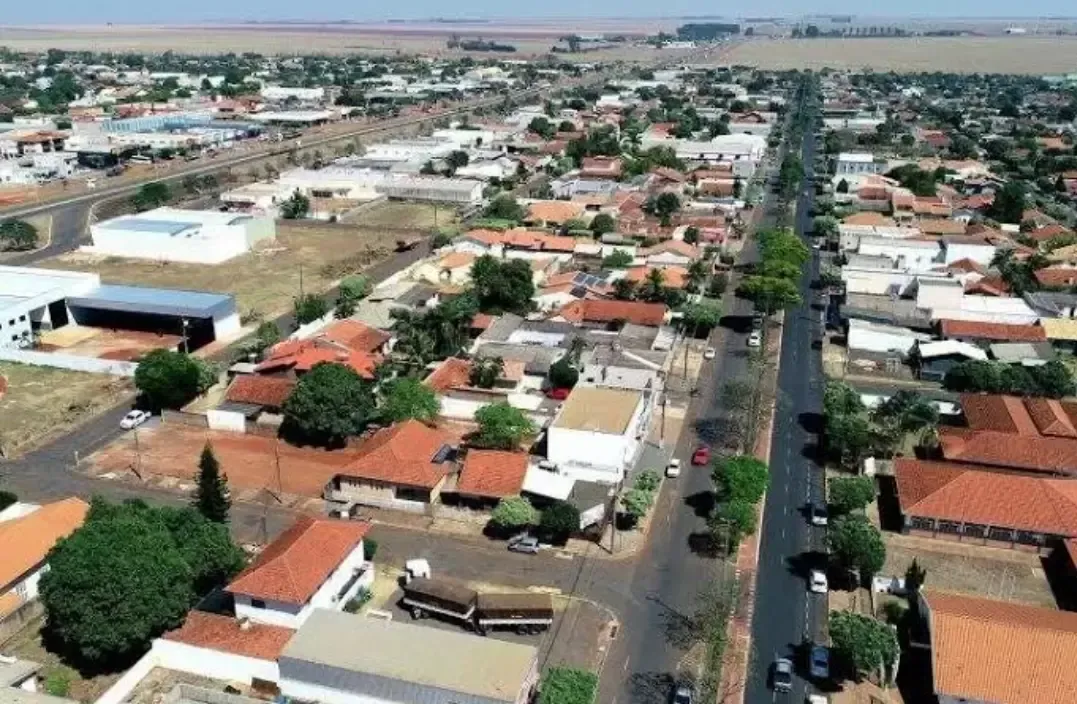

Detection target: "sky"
[3, 1, 1077, 24]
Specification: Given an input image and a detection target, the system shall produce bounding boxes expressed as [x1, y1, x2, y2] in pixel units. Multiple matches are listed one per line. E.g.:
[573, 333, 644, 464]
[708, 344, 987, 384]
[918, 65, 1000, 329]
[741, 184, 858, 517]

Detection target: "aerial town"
[2, 15, 1077, 704]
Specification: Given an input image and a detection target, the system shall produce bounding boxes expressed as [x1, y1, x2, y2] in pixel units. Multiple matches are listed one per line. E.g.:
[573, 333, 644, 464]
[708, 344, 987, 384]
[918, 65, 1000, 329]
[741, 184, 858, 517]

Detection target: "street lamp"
[181, 318, 190, 354]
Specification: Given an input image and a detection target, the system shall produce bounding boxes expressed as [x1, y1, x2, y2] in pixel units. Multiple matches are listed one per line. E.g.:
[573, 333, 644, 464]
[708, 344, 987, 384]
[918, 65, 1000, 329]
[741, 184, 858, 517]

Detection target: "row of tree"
[736, 228, 808, 315]
[941, 358, 1075, 399]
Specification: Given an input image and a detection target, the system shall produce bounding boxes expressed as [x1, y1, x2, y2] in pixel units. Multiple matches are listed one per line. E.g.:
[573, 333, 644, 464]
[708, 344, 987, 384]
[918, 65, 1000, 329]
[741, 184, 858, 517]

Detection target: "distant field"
[723, 36, 1077, 74]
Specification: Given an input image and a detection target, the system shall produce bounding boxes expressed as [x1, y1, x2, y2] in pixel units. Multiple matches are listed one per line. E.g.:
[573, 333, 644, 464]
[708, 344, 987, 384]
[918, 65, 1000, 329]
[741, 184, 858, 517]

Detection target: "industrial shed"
[376, 176, 483, 205]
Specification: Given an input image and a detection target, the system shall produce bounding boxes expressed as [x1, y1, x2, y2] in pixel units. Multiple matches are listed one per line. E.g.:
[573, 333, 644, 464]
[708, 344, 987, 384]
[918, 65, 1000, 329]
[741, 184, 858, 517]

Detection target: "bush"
[363, 538, 378, 561]
[548, 357, 579, 389]
[44, 669, 71, 698]
[539, 501, 581, 544]
[490, 495, 539, 531]
[538, 667, 599, 704]
[634, 469, 661, 493]
[344, 587, 373, 613]
[294, 293, 330, 325]
[0, 219, 38, 251]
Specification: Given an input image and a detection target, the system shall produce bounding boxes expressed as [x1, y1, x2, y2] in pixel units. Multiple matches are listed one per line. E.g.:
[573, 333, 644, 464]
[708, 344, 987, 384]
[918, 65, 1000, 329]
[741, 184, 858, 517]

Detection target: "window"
[250, 599, 266, 609]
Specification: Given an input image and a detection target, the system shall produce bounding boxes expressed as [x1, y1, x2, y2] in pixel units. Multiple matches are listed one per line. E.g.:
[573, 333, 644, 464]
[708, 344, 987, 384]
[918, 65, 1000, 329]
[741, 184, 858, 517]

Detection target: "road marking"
[623, 655, 630, 672]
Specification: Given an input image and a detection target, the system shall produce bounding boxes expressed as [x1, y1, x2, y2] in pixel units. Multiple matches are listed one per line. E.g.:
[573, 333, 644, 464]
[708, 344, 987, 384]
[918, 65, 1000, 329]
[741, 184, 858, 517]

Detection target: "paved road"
[743, 106, 829, 703]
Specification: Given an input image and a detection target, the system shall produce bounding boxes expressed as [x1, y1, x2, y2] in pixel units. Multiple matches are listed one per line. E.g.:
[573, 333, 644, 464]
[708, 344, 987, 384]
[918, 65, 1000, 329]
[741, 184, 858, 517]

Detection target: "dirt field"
[37, 209, 419, 319]
[883, 534, 1056, 607]
[723, 37, 1077, 74]
[0, 361, 132, 459]
[39, 327, 183, 361]
[351, 201, 457, 230]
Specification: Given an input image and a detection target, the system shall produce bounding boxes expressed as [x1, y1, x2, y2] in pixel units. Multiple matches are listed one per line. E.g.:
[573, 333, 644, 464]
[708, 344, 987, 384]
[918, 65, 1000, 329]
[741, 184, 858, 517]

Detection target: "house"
[546, 386, 653, 484]
[895, 458, 1077, 550]
[212, 375, 296, 433]
[256, 320, 389, 380]
[937, 319, 1046, 346]
[624, 266, 689, 289]
[523, 200, 585, 228]
[226, 516, 373, 629]
[640, 239, 702, 267]
[327, 420, 458, 509]
[913, 340, 988, 381]
[989, 341, 1056, 367]
[414, 252, 477, 287]
[278, 609, 539, 704]
[917, 590, 1077, 704]
[550, 299, 668, 329]
[937, 394, 1077, 475]
[835, 152, 887, 176]
[423, 356, 538, 421]
[580, 156, 623, 179]
[941, 234, 996, 267]
[0, 498, 89, 640]
[1036, 265, 1077, 289]
[454, 450, 529, 505]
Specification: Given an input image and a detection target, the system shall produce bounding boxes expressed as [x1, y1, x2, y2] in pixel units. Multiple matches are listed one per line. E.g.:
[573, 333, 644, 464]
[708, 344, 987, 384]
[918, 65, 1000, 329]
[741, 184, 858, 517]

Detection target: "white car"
[809, 570, 829, 594]
[120, 410, 150, 430]
[703, 347, 716, 360]
[747, 331, 763, 348]
[666, 458, 682, 478]
[811, 505, 829, 527]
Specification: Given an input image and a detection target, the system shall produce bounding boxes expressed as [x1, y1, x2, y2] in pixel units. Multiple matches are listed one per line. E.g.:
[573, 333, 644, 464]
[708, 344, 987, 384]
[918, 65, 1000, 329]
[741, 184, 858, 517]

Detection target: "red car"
[691, 446, 711, 466]
[546, 387, 571, 400]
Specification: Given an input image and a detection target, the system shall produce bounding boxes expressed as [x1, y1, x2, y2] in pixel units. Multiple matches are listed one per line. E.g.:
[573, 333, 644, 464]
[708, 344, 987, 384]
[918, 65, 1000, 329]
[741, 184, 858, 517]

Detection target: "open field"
[0, 361, 131, 459]
[36, 205, 430, 319]
[351, 200, 457, 230]
[723, 37, 1077, 74]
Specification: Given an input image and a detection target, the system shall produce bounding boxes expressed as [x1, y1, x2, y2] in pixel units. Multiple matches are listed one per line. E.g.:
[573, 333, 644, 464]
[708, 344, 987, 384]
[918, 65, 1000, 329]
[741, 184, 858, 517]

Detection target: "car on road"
[545, 387, 571, 400]
[809, 644, 830, 679]
[671, 684, 693, 704]
[691, 446, 711, 466]
[751, 313, 764, 331]
[772, 657, 793, 693]
[666, 458, 682, 478]
[809, 570, 828, 594]
[703, 347, 716, 360]
[747, 331, 762, 348]
[810, 505, 828, 527]
[507, 535, 540, 554]
[120, 410, 150, 430]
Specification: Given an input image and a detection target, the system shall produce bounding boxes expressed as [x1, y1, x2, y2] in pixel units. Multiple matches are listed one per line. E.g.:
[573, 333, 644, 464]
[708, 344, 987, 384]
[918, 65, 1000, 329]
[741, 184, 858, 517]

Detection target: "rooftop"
[67, 284, 236, 320]
[456, 450, 529, 499]
[280, 609, 537, 704]
[0, 498, 88, 591]
[341, 420, 456, 488]
[553, 387, 642, 435]
[162, 610, 294, 661]
[938, 319, 1046, 343]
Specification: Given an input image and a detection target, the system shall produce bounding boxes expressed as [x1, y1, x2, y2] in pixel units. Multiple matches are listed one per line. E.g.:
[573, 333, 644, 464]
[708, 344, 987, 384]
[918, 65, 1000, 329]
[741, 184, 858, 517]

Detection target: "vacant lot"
[38, 215, 412, 320]
[884, 534, 1056, 607]
[0, 362, 131, 458]
[724, 37, 1077, 74]
[351, 201, 458, 230]
[5, 617, 121, 702]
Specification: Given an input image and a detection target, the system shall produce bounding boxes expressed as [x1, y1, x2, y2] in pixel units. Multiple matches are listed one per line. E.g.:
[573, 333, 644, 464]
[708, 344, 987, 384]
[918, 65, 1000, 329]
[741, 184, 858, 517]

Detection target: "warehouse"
[278, 609, 539, 704]
[376, 176, 483, 205]
[87, 207, 276, 264]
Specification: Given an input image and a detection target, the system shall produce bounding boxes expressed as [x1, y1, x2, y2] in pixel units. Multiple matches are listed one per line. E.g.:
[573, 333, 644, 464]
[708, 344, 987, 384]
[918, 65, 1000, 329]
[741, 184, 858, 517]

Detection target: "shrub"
[344, 587, 373, 613]
[538, 667, 599, 704]
[363, 538, 378, 561]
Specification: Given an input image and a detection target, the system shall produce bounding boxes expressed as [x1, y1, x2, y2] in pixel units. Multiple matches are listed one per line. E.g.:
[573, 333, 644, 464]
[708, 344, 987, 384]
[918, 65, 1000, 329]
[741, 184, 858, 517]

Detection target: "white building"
[377, 175, 483, 205]
[261, 86, 326, 102]
[942, 235, 997, 267]
[847, 318, 930, 356]
[227, 517, 374, 630]
[546, 386, 653, 484]
[0, 267, 99, 347]
[87, 208, 276, 264]
[836, 152, 888, 176]
[277, 167, 385, 201]
[857, 235, 940, 269]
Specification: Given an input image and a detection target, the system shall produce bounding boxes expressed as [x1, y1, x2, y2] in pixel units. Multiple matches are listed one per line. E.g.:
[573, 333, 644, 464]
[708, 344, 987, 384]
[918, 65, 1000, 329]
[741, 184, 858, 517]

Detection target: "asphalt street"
[742, 121, 829, 703]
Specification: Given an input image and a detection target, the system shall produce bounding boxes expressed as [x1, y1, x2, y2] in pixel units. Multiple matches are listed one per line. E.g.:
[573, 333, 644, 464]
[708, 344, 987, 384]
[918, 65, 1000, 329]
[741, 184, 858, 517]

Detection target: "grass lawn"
[38, 220, 405, 320]
[0, 362, 132, 458]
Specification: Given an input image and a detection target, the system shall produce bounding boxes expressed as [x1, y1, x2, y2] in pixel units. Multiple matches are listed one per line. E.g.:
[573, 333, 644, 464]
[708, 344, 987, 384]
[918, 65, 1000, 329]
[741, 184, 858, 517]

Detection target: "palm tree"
[639, 268, 666, 303]
[687, 260, 709, 289]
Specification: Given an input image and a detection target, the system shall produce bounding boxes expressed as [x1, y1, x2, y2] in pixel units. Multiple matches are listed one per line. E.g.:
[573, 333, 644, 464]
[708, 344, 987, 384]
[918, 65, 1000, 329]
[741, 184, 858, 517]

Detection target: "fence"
[161, 409, 210, 429]
[0, 598, 43, 647]
[0, 347, 138, 377]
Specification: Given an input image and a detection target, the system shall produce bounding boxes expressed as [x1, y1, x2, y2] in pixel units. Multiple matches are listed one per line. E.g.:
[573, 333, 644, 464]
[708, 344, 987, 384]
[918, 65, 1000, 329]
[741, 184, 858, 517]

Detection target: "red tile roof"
[938, 320, 1046, 343]
[895, 458, 1077, 536]
[1028, 223, 1073, 243]
[1035, 266, 1077, 288]
[625, 266, 688, 289]
[227, 517, 370, 605]
[319, 320, 390, 353]
[255, 320, 388, 380]
[225, 375, 296, 408]
[553, 299, 667, 327]
[341, 420, 456, 488]
[457, 450, 528, 498]
[162, 611, 294, 661]
[424, 357, 473, 393]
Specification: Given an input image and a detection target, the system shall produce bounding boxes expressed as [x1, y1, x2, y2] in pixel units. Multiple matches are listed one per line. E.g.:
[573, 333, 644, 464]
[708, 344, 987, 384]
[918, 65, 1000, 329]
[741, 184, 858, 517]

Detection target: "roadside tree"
[828, 476, 876, 515]
[192, 442, 230, 523]
[829, 611, 899, 683]
[827, 514, 886, 580]
[490, 495, 539, 532]
[134, 349, 202, 411]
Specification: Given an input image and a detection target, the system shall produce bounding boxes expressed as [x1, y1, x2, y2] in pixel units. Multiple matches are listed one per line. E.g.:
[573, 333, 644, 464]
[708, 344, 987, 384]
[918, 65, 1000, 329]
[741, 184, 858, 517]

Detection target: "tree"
[539, 500, 581, 543]
[613, 278, 636, 300]
[602, 249, 634, 268]
[0, 219, 38, 251]
[621, 488, 652, 527]
[825, 412, 875, 469]
[334, 292, 358, 319]
[683, 226, 700, 245]
[829, 611, 899, 683]
[905, 558, 927, 594]
[252, 321, 280, 353]
[824, 380, 865, 417]
[483, 193, 525, 222]
[490, 495, 539, 530]
[471, 256, 535, 315]
[380, 377, 439, 424]
[828, 514, 886, 578]
[193, 443, 230, 523]
[131, 182, 170, 211]
[590, 212, 615, 235]
[548, 357, 579, 389]
[645, 192, 681, 225]
[679, 302, 722, 334]
[339, 274, 371, 301]
[712, 455, 770, 504]
[828, 476, 876, 515]
[469, 356, 504, 388]
[812, 215, 838, 239]
[134, 349, 202, 411]
[537, 667, 598, 704]
[279, 191, 310, 219]
[638, 268, 667, 303]
[282, 362, 376, 447]
[528, 116, 556, 140]
[988, 181, 1027, 224]
[836, 178, 849, 193]
[871, 390, 939, 440]
[710, 499, 758, 550]
[736, 276, 801, 315]
[473, 402, 535, 450]
[293, 293, 329, 325]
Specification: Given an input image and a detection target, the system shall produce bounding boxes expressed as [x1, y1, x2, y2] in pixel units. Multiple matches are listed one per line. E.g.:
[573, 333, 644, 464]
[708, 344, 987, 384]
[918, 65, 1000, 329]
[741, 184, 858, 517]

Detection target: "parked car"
[751, 313, 764, 331]
[772, 657, 793, 693]
[747, 331, 762, 348]
[809, 644, 830, 679]
[810, 505, 828, 527]
[703, 347, 716, 360]
[508, 534, 540, 554]
[666, 458, 682, 478]
[120, 410, 150, 430]
[809, 570, 828, 594]
[691, 446, 711, 466]
[546, 387, 571, 400]
[671, 684, 693, 704]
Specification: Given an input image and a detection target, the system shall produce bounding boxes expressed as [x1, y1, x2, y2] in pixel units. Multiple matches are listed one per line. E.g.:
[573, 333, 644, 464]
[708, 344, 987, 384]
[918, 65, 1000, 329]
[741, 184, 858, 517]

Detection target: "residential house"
[624, 266, 689, 289]
[641, 240, 701, 269]
[227, 516, 373, 629]
[546, 386, 653, 484]
[0, 498, 89, 641]
[533, 270, 613, 311]
[255, 320, 390, 380]
[212, 375, 296, 433]
[835, 152, 887, 176]
[914, 340, 988, 381]
[423, 356, 543, 421]
[990, 341, 1056, 366]
[941, 235, 996, 267]
[523, 200, 586, 228]
[453, 450, 529, 506]
[937, 319, 1046, 347]
[326, 420, 458, 509]
[455, 229, 577, 263]
[413, 252, 477, 287]
[580, 156, 623, 180]
[550, 299, 668, 329]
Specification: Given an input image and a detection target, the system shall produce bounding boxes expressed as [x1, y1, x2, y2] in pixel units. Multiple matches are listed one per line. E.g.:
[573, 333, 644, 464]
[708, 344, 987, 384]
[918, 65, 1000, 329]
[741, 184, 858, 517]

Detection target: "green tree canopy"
[0, 219, 38, 251]
[483, 194, 525, 222]
[589, 213, 616, 235]
[942, 359, 1075, 398]
[528, 116, 556, 140]
[379, 377, 439, 424]
[829, 611, 899, 682]
[193, 442, 230, 523]
[736, 275, 801, 315]
[279, 191, 310, 219]
[469, 356, 504, 388]
[602, 249, 635, 268]
[134, 349, 203, 411]
[472, 402, 535, 450]
[828, 476, 877, 515]
[824, 380, 866, 417]
[471, 255, 535, 315]
[824, 412, 875, 469]
[712, 455, 770, 504]
[547, 357, 580, 389]
[827, 514, 886, 578]
[294, 293, 329, 325]
[537, 667, 599, 704]
[679, 302, 723, 333]
[490, 495, 539, 530]
[988, 181, 1027, 224]
[282, 362, 376, 447]
[539, 500, 581, 543]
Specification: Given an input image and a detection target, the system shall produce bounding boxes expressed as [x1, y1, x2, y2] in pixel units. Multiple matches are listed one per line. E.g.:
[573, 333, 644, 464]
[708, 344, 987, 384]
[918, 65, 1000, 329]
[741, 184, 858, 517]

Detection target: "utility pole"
[131, 424, 143, 480]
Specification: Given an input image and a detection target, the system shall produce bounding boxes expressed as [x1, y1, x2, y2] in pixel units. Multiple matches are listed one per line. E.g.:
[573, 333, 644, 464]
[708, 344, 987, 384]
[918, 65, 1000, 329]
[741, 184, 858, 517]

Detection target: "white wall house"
[546, 386, 652, 484]
[857, 235, 940, 269]
[836, 152, 888, 176]
[227, 517, 374, 630]
[261, 86, 326, 102]
[86, 208, 276, 264]
[942, 236, 997, 267]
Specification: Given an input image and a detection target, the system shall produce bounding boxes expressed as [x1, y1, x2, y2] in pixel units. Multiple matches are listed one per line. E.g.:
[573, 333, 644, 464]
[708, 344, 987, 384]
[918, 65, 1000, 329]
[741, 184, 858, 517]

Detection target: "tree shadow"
[628, 671, 676, 704]
[688, 531, 721, 558]
[801, 442, 822, 463]
[798, 411, 824, 435]
[685, 490, 716, 518]
[785, 550, 830, 580]
[720, 314, 752, 333]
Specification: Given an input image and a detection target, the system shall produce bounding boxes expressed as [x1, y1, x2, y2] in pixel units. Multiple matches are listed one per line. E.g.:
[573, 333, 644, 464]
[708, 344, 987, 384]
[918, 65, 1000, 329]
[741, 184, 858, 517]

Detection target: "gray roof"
[474, 342, 563, 375]
[1024, 291, 1077, 317]
[280, 609, 537, 704]
[989, 341, 1056, 364]
[478, 313, 524, 343]
[67, 285, 236, 320]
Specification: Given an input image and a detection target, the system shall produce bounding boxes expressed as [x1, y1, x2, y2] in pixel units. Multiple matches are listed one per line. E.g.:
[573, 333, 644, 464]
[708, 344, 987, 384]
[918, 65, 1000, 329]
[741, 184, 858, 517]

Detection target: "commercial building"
[835, 152, 887, 176]
[87, 207, 276, 264]
[376, 175, 483, 205]
[547, 386, 652, 484]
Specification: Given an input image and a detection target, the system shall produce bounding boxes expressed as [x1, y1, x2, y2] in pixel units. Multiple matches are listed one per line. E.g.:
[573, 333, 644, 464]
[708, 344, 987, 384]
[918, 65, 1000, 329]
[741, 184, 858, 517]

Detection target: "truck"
[395, 236, 422, 252]
[401, 577, 553, 636]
